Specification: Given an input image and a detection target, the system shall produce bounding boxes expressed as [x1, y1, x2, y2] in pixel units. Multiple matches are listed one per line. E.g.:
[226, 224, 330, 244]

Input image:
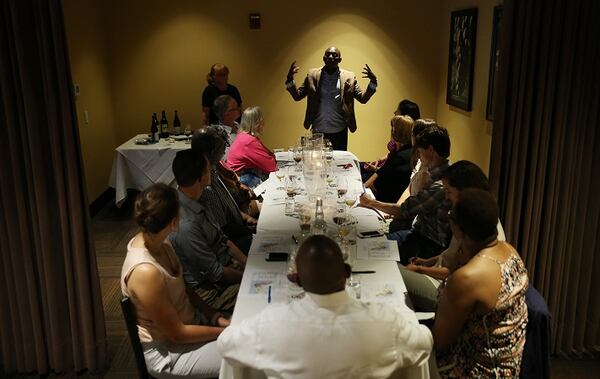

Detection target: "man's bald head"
[296, 235, 350, 294]
[323, 46, 342, 71]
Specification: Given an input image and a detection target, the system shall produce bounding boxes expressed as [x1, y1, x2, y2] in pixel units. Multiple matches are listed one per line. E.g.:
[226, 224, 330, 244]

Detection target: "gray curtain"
[0, 0, 107, 374]
[490, 0, 600, 355]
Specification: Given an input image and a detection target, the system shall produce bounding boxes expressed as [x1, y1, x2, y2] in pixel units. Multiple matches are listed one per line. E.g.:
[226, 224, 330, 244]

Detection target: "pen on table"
[369, 207, 386, 222]
[351, 270, 376, 274]
[292, 235, 298, 244]
[267, 285, 272, 303]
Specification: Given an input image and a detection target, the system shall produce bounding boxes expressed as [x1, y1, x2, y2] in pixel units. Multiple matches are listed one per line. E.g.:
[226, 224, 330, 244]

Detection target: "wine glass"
[275, 166, 286, 190]
[293, 146, 303, 171]
[337, 177, 348, 199]
[333, 203, 347, 226]
[325, 165, 335, 187]
[341, 240, 361, 299]
[333, 206, 349, 240]
[324, 146, 334, 165]
[285, 175, 298, 198]
[298, 205, 312, 236]
[184, 123, 192, 144]
[342, 215, 357, 245]
[286, 245, 305, 301]
[344, 193, 357, 208]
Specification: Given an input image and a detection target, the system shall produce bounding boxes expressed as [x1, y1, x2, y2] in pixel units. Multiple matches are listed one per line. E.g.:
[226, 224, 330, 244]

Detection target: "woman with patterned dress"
[433, 189, 528, 378]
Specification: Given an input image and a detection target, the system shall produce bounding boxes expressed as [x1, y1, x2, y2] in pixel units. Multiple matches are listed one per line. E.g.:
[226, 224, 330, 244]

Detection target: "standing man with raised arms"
[285, 46, 378, 151]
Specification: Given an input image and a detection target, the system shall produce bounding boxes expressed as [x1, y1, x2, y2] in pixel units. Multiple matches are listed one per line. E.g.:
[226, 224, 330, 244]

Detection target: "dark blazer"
[286, 67, 376, 133]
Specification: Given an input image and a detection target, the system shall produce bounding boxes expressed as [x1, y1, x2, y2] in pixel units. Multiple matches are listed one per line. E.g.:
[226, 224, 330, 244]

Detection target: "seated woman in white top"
[120, 183, 230, 378]
[400, 160, 505, 312]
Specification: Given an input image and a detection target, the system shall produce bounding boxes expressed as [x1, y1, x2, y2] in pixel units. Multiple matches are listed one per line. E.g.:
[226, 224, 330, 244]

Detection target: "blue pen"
[267, 285, 272, 303]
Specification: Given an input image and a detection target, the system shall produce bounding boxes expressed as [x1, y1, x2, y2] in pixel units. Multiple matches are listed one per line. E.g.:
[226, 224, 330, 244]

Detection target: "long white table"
[109, 134, 190, 205]
[219, 151, 431, 379]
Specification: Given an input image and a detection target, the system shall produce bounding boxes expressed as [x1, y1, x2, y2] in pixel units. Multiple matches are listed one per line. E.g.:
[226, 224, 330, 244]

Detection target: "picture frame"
[486, 5, 503, 121]
[446, 8, 478, 111]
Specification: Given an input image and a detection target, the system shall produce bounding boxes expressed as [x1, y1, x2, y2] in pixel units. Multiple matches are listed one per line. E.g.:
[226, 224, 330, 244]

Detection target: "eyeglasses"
[226, 107, 240, 114]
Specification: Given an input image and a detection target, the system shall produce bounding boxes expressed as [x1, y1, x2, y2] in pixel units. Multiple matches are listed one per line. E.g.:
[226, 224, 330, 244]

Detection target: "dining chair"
[520, 285, 551, 379]
[121, 297, 154, 379]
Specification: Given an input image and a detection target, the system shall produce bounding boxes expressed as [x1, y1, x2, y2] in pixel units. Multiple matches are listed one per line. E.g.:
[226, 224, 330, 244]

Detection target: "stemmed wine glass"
[333, 205, 348, 240]
[298, 205, 312, 236]
[285, 175, 298, 198]
[184, 124, 192, 144]
[275, 166, 286, 190]
[293, 146, 303, 171]
[344, 192, 357, 209]
[341, 240, 361, 299]
[324, 146, 334, 165]
[336, 177, 348, 199]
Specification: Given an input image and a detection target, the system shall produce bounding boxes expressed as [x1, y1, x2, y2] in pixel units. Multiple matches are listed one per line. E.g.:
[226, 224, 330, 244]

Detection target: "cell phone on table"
[357, 230, 384, 238]
[265, 252, 289, 262]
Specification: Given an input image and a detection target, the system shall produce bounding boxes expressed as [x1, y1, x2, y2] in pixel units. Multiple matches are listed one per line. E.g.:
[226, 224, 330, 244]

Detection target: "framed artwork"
[486, 5, 503, 121]
[446, 8, 478, 111]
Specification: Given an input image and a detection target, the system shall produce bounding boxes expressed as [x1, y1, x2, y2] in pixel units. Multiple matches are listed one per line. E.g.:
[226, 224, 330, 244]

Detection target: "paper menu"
[356, 239, 400, 261]
[248, 272, 282, 294]
[250, 234, 291, 255]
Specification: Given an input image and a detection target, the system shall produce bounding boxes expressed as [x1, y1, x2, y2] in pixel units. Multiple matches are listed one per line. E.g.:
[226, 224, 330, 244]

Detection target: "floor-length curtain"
[489, 0, 600, 356]
[0, 0, 106, 374]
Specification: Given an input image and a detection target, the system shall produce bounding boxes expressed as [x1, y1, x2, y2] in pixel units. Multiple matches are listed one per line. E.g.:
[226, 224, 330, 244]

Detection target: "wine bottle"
[150, 113, 159, 143]
[160, 110, 169, 138]
[173, 110, 181, 135]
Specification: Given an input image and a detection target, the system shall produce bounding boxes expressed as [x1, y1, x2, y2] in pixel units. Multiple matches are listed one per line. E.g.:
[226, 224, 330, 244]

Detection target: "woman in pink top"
[121, 183, 230, 378]
[227, 106, 277, 188]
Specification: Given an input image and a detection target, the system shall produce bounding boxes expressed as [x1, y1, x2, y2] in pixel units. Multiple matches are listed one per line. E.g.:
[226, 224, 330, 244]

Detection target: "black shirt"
[374, 144, 412, 203]
[202, 84, 242, 125]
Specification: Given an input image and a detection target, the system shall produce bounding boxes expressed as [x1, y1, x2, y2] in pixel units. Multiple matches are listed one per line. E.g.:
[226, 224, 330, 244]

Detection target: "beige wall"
[65, 0, 502, 202]
[436, 0, 500, 174]
[103, 0, 443, 161]
[63, 0, 117, 202]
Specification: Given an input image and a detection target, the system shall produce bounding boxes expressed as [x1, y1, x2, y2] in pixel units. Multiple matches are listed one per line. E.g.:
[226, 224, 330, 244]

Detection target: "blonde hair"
[206, 63, 229, 84]
[240, 106, 264, 136]
[390, 115, 413, 145]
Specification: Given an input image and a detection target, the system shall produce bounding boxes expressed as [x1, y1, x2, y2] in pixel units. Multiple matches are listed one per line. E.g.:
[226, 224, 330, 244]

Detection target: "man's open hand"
[287, 61, 300, 82]
[362, 64, 377, 82]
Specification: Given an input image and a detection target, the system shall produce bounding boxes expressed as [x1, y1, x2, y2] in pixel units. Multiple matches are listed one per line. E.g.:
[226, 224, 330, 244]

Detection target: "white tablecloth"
[109, 134, 190, 205]
[219, 151, 431, 379]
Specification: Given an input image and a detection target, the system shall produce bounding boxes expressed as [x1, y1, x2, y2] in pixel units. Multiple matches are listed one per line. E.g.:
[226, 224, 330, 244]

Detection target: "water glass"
[343, 215, 357, 245]
[285, 196, 295, 216]
[298, 205, 312, 236]
[286, 246, 305, 301]
[347, 276, 361, 300]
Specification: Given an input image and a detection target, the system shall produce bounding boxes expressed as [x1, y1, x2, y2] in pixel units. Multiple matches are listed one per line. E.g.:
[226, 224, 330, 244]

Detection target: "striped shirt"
[199, 172, 244, 230]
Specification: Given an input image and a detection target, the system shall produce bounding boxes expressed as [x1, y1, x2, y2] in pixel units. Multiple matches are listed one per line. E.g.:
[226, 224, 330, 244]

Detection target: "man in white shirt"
[217, 235, 433, 379]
